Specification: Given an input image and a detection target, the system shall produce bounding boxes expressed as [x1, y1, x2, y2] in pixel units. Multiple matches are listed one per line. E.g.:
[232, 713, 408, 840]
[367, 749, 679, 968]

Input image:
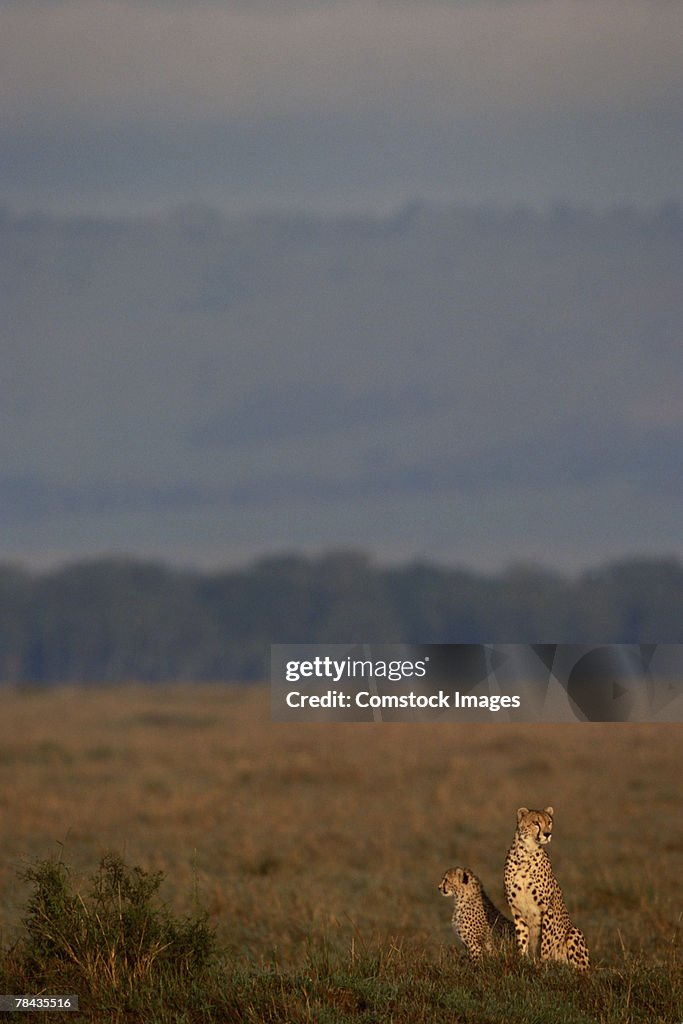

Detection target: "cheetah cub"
[439, 867, 514, 960]
[504, 806, 589, 970]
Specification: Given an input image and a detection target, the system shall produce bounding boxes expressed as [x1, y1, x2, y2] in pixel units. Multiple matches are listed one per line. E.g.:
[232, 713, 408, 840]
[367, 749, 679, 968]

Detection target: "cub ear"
[461, 870, 469, 884]
[516, 807, 530, 823]
[544, 806, 554, 817]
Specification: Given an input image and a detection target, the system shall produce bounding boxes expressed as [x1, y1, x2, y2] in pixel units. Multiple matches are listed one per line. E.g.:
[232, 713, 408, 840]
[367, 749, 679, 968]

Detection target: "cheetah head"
[515, 806, 554, 849]
[439, 867, 480, 897]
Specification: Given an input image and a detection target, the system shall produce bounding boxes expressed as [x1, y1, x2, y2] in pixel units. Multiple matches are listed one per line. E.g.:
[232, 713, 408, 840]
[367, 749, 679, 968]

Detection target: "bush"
[15, 852, 215, 1000]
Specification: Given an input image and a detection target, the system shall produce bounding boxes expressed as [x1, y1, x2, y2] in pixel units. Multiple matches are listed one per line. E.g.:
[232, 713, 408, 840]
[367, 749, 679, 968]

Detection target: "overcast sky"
[2, 0, 682, 213]
[1, 1, 682, 573]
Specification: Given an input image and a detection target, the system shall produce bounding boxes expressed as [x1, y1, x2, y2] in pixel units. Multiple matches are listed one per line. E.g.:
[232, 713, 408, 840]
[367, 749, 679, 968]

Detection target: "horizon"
[3, 545, 682, 582]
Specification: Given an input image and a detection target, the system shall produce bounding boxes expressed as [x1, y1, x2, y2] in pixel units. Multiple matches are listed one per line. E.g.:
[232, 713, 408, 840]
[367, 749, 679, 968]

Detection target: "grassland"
[0, 685, 680, 1022]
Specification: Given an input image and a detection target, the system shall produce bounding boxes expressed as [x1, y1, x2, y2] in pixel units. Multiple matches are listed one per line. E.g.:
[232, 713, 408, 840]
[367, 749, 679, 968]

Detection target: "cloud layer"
[1, 203, 681, 569]
[2, 0, 682, 211]
[2, 2, 681, 571]
[4, 1, 680, 123]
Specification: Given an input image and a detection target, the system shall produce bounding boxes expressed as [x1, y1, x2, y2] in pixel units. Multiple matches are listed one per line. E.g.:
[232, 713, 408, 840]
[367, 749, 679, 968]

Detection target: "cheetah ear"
[516, 807, 529, 823]
[461, 870, 469, 884]
[544, 806, 554, 817]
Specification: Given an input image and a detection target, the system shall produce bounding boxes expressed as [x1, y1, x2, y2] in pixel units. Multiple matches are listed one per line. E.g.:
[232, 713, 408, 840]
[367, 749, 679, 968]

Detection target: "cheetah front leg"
[512, 913, 530, 956]
[539, 912, 557, 962]
[565, 926, 590, 971]
[527, 917, 542, 959]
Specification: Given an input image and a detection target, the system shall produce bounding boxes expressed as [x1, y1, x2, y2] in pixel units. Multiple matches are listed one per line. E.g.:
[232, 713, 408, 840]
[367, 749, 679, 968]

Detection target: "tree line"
[1, 552, 681, 683]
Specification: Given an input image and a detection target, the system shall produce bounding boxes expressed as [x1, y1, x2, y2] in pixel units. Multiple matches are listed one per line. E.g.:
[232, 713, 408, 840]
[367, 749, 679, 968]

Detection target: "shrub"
[17, 852, 215, 998]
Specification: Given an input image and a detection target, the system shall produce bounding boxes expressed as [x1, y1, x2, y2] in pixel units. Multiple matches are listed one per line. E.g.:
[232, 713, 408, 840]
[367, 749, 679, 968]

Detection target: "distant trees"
[0, 553, 682, 683]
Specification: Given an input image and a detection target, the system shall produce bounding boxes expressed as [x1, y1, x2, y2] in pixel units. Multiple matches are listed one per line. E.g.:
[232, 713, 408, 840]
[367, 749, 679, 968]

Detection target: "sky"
[2, 0, 682, 214]
[1, 0, 682, 573]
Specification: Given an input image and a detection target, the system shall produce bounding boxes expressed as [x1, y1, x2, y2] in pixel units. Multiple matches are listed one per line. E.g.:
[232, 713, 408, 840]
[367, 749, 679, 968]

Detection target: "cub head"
[439, 866, 479, 897]
[515, 806, 554, 848]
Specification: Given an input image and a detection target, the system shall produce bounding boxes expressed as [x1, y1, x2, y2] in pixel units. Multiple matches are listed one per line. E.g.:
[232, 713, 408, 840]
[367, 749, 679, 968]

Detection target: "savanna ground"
[0, 685, 680, 1022]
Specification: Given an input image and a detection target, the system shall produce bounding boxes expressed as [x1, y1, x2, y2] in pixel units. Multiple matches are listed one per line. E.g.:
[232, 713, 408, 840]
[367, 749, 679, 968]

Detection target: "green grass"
[227, 948, 681, 1024]
[0, 852, 680, 1024]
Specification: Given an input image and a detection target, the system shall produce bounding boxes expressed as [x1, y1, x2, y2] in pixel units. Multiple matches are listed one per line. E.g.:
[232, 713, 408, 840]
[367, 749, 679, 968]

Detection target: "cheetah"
[439, 866, 515, 960]
[504, 806, 589, 970]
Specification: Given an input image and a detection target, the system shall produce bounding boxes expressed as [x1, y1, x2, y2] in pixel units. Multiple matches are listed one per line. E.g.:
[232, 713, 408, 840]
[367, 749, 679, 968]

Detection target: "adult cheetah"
[504, 806, 589, 970]
[439, 866, 514, 960]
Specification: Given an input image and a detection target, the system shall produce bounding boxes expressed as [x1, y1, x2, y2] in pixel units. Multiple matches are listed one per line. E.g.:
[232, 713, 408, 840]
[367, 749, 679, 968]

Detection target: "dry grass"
[1, 685, 680, 966]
